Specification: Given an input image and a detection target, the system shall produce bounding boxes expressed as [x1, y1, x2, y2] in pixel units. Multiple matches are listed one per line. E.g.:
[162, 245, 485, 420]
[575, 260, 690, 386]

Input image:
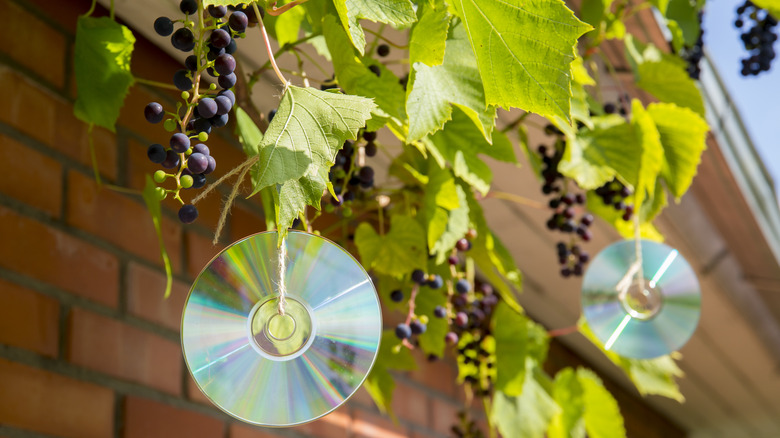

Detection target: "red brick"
[296, 408, 352, 438]
[0, 0, 66, 88]
[352, 409, 409, 438]
[0, 69, 118, 180]
[229, 423, 277, 438]
[349, 386, 376, 407]
[430, 398, 459, 436]
[27, 0, 97, 34]
[186, 231, 225, 278]
[68, 308, 181, 395]
[123, 396, 224, 438]
[0, 134, 62, 217]
[0, 358, 113, 438]
[126, 262, 189, 331]
[0, 206, 119, 307]
[230, 205, 267, 242]
[0, 279, 59, 357]
[409, 356, 458, 397]
[66, 171, 182, 270]
[392, 382, 431, 428]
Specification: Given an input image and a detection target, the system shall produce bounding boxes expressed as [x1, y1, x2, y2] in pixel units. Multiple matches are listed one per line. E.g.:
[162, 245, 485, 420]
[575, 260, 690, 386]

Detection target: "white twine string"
[633, 208, 645, 293]
[277, 235, 288, 315]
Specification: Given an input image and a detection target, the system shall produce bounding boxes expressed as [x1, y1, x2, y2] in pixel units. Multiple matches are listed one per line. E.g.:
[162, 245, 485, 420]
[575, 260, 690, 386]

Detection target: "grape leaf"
[428, 108, 516, 195]
[493, 360, 561, 438]
[753, 0, 780, 19]
[578, 369, 626, 438]
[492, 302, 550, 396]
[74, 16, 135, 132]
[407, 23, 496, 142]
[203, 0, 267, 7]
[274, 3, 307, 46]
[548, 368, 586, 438]
[647, 103, 709, 199]
[423, 165, 471, 263]
[333, 0, 417, 54]
[415, 286, 449, 356]
[664, 0, 701, 48]
[409, 3, 450, 67]
[355, 216, 427, 276]
[142, 176, 172, 298]
[570, 57, 595, 129]
[363, 330, 417, 415]
[451, 0, 591, 120]
[323, 15, 406, 130]
[579, 321, 685, 402]
[585, 191, 665, 241]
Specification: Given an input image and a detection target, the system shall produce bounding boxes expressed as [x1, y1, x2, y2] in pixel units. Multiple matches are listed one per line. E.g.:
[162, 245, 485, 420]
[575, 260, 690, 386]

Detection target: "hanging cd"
[182, 230, 382, 427]
[581, 239, 701, 359]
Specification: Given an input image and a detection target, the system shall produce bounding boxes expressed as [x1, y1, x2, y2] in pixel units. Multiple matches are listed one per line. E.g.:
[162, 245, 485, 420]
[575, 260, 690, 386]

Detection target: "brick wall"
[0, 0, 469, 437]
[0, 1, 687, 437]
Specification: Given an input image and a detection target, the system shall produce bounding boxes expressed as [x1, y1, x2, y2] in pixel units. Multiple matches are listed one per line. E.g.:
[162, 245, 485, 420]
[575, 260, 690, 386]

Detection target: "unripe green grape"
[164, 119, 176, 132]
[324, 203, 335, 213]
[342, 206, 353, 217]
[198, 132, 209, 142]
[209, 83, 217, 90]
[185, 148, 193, 156]
[153, 170, 167, 183]
[181, 174, 194, 188]
[181, 91, 190, 100]
[154, 187, 167, 200]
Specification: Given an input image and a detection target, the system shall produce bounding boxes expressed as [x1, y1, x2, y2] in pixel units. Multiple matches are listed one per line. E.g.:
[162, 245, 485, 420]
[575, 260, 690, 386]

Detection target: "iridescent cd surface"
[582, 240, 701, 359]
[182, 231, 382, 426]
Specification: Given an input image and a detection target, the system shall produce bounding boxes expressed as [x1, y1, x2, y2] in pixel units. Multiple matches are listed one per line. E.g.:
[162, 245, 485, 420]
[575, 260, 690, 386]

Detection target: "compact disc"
[182, 230, 382, 426]
[581, 239, 701, 359]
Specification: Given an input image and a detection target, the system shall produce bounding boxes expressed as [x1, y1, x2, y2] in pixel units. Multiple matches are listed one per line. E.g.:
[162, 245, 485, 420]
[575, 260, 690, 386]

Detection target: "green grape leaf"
[363, 330, 417, 415]
[203, 0, 258, 6]
[664, 0, 701, 47]
[493, 360, 561, 438]
[570, 57, 596, 129]
[464, 187, 523, 313]
[579, 321, 685, 402]
[451, 0, 591, 120]
[355, 216, 427, 276]
[428, 108, 516, 195]
[647, 103, 709, 199]
[323, 15, 406, 130]
[492, 302, 550, 396]
[548, 368, 586, 438]
[415, 286, 449, 356]
[579, 0, 614, 30]
[578, 369, 626, 438]
[629, 100, 664, 208]
[142, 176, 172, 298]
[407, 24, 496, 142]
[753, 0, 780, 19]
[409, 3, 450, 67]
[585, 191, 665, 241]
[274, 3, 307, 46]
[423, 165, 471, 263]
[73, 16, 135, 132]
[625, 36, 705, 117]
[363, 366, 396, 415]
[333, 0, 417, 54]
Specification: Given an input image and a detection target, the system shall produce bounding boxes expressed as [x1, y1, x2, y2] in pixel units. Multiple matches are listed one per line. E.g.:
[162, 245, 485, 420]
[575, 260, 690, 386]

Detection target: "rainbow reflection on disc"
[582, 240, 701, 359]
[182, 231, 382, 426]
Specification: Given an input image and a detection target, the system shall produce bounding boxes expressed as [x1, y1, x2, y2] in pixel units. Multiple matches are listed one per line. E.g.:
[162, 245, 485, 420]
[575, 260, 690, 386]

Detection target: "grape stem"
[363, 27, 408, 49]
[134, 76, 180, 91]
[266, 0, 310, 16]
[248, 34, 319, 87]
[254, 2, 289, 88]
[483, 397, 496, 438]
[191, 155, 259, 205]
[483, 191, 546, 209]
[404, 283, 420, 326]
[547, 325, 579, 337]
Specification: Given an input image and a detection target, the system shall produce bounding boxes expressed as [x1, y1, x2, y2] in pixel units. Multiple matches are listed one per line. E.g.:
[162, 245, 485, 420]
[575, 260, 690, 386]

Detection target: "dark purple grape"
[395, 323, 412, 340]
[144, 102, 164, 124]
[268, 108, 277, 122]
[364, 142, 377, 157]
[173, 69, 192, 91]
[562, 194, 575, 205]
[411, 269, 426, 284]
[171, 28, 195, 51]
[456, 238, 471, 252]
[575, 193, 585, 204]
[368, 65, 381, 76]
[147, 144, 166, 163]
[154, 17, 173, 37]
[581, 214, 594, 226]
[178, 204, 198, 223]
[161, 149, 180, 169]
[192, 173, 206, 189]
[358, 166, 374, 182]
[390, 290, 403, 302]
[184, 55, 198, 71]
[455, 312, 468, 328]
[192, 117, 212, 135]
[455, 279, 470, 294]
[207, 46, 225, 61]
[579, 252, 590, 263]
[215, 95, 232, 115]
[188, 152, 209, 174]
[445, 332, 459, 345]
[210, 114, 229, 127]
[480, 283, 493, 295]
[428, 275, 444, 289]
[170, 133, 191, 153]
[208, 5, 227, 18]
[225, 38, 237, 55]
[229, 11, 249, 32]
[448, 255, 459, 265]
[198, 98, 218, 119]
[573, 263, 584, 276]
[604, 103, 616, 114]
[203, 156, 217, 175]
[210, 29, 231, 48]
[219, 89, 236, 106]
[410, 320, 426, 335]
[215, 54, 236, 76]
[192, 143, 210, 156]
[563, 208, 575, 219]
[561, 267, 572, 277]
[218, 72, 236, 89]
[377, 44, 390, 57]
[179, 0, 197, 14]
[434, 306, 447, 318]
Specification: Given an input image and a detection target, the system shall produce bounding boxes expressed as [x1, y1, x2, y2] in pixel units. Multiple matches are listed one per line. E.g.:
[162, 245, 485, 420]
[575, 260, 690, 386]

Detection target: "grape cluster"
[594, 179, 634, 221]
[735, 1, 778, 76]
[324, 130, 379, 217]
[146, 1, 248, 223]
[679, 12, 705, 79]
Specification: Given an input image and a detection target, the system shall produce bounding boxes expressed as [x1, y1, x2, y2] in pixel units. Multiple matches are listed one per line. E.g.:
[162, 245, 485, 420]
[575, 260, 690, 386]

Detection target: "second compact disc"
[182, 230, 382, 426]
[582, 239, 701, 359]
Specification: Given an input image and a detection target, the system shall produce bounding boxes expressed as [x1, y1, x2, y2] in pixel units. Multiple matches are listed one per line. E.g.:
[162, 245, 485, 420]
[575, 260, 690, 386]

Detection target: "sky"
[703, 0, 780, 188]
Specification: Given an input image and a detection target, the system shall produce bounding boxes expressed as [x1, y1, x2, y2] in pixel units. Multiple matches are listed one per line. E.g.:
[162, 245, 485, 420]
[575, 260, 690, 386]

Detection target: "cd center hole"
[620, 279, 663, 320]
[267, 314, 296, 340]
